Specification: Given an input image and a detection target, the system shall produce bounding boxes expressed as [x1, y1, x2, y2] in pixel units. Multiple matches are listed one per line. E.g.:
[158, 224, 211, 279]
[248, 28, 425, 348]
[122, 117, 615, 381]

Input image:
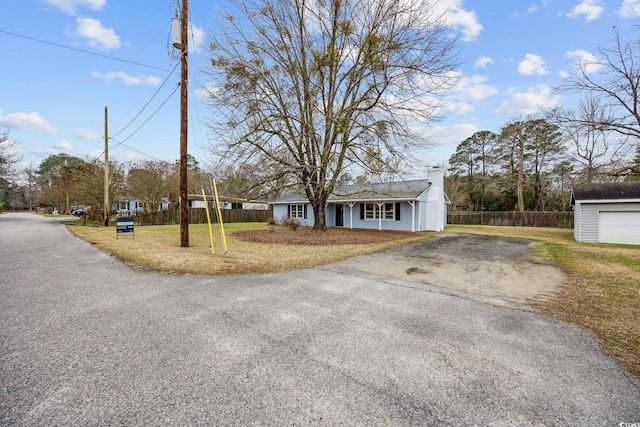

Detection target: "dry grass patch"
[447, 225, 640, 378]
[68, 223, 427, 276]
[235, 226, 418, 245]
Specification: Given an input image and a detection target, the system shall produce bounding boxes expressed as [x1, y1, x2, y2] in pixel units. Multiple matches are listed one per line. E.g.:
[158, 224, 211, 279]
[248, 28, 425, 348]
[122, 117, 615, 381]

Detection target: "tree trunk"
[517, 142, 525, 213]
[312, 200, 327, 231]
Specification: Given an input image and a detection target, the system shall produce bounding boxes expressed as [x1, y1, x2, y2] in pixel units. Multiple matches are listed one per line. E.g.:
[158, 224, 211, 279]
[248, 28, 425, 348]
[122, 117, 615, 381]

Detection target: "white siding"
[575, 202, 640, 243]
[576, 203, 600, 242]
[273, 203, 315, 227]
[274, 192, 444, 232]
[573, 203, 581, 241]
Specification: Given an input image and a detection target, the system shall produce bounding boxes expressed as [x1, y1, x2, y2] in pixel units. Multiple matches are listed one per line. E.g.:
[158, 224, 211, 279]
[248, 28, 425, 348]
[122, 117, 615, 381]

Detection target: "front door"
[335, 204, 344, 227]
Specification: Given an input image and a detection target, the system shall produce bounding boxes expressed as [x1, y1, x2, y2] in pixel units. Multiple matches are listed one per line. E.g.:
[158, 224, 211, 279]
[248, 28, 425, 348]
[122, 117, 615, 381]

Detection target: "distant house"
[571, 181, 640, 245]
[115, 198, 170, 216]
[272, 166, 449, 232]
[187, 194, 269, 210]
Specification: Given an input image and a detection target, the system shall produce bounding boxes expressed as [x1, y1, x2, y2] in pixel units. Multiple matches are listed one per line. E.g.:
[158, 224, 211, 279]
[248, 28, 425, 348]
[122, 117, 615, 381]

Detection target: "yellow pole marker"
[201, 189, 215, 255]
[212, 180, 228, 255]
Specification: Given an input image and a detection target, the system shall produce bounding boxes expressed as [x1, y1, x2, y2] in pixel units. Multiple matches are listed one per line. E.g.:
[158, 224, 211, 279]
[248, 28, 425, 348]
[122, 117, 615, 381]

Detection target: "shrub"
[266, 216, 276, 225]
[281, 216, 300, 231]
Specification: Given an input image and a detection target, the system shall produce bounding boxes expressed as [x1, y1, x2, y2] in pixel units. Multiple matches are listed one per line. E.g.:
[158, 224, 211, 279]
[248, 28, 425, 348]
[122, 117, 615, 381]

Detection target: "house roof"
[273, 179, 432, 204]
[571, 181, 640, 204]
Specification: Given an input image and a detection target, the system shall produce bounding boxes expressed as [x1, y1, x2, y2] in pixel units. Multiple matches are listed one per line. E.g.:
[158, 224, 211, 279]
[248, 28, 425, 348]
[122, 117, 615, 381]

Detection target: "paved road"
[1, 213, 638, 426]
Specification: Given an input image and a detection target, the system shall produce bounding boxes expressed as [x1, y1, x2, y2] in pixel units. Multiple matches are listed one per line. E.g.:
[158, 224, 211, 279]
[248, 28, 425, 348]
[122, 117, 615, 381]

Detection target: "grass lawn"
[68, 222, 427, 275]
[69, 221, 639, 378]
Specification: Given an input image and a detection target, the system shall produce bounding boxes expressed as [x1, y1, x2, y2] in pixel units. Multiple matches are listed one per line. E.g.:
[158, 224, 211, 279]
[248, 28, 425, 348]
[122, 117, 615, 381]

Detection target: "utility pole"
[179, 0, 189, 247]
[64, 159, 69, 214]
[104, 106, 110, 226]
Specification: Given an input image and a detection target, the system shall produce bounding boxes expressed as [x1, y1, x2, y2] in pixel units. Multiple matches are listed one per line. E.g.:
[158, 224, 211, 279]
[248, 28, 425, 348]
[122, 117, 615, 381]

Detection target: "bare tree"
[556, 28, 640, 143]
[525, 119, 566, 211]
[547, 96, 623, 183]
[497, 120, 528, 212]
[0, 129, 23, 210]
[204, 0, 459, 229]
[212, 157, 292, 201]
[127, 160, 174, 213]
[1, 128, 20, 174]
[21, 163, 39, 211]
[627, 145, 640, 180]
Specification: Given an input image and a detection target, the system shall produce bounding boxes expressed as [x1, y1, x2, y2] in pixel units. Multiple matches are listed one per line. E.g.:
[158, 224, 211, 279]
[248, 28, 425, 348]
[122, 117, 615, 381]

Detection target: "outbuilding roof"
[571, 181, 640, 204]
[273, 179, 432, 204]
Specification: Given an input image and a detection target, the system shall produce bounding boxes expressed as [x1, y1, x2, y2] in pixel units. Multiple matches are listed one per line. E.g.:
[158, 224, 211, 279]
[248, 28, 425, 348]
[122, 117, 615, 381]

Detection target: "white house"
[115, 198, 170, 216]
[188, 194, 269, 210]
[571, 181, 640, 245]
[272, 166, 449, 232]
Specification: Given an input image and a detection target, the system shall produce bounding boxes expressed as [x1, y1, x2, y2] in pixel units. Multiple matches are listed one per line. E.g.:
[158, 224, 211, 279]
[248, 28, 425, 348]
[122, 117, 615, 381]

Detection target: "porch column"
[347, 202, 355, 229]
[408, 201, 415, 232]
[377, 202, 384, 231]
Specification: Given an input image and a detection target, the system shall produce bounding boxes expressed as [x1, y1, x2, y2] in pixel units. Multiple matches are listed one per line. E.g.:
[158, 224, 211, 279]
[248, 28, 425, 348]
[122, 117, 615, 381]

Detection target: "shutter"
[395, 203, 401, 221]
[287, 205, 291, 217]
[360, 203, 364, 220]
[303, 205, 307, 219]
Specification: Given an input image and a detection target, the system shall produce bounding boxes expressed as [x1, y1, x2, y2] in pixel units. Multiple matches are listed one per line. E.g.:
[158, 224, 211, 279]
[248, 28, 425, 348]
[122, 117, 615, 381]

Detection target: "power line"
[110, 82, 180, 146]
[110, 61, 181, 138]
[0, 29, 176, 73]
[109, 139, 166, 162]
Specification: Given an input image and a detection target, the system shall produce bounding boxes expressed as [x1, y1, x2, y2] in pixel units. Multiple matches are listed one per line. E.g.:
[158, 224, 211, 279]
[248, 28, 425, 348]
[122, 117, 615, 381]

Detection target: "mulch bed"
[234, 226, 418, 245]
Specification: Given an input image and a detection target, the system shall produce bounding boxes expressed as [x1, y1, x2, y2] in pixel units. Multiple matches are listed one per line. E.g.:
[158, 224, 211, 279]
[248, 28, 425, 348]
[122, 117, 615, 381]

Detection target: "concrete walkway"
[1, 213, 638, 425]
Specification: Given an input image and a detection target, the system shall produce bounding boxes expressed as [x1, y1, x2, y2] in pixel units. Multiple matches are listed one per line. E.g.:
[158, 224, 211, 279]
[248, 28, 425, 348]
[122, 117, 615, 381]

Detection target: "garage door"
[598, 211, 640, 245]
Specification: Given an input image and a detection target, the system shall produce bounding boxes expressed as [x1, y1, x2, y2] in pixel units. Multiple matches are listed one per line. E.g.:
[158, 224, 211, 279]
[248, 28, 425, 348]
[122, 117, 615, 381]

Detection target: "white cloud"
[196, 83, 221, 99]
[451, 74, 498, 101]
[442, 73, 497, 115]
[566, 49, 606, 74]
[190, 23, 206, 54]
[619, 0, 640, 17]
[568, 0, 604, 22]
[0, 110, 57, 134]
[92, 71, 161, 86]
[432, 0, 483, 41]
[527, 1, 549, 13]
[426, 123, 479, 148]
[75, 128, 100, 140]
[53, 140, 73, 151]
[497, 84, 561, 115]
[42, 0, 105, 15]
[518, 53, 549, 76]
[447, 102, 474, 115]
[474, 56, 493, 69]
[76, 17, 121, 49]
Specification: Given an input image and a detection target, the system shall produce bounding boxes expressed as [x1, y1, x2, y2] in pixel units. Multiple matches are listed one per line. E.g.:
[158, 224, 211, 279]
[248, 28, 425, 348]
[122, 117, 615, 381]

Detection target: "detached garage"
[571, 181, 640, 245]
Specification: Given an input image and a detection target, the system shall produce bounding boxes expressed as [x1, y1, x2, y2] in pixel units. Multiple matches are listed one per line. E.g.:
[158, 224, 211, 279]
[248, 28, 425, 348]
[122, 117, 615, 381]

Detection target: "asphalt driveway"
[332, 233, 566, 305]
[1, 213, 638, 425]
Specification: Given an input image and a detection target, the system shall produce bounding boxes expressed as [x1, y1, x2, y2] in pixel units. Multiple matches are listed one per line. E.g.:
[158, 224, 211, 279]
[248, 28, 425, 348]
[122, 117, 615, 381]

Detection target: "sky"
[2, 0, 640, 175]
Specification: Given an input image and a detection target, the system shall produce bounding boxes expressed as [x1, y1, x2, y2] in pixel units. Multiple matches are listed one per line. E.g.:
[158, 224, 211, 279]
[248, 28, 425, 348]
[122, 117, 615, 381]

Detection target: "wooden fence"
[132, 207, 272, 226]
[447, 211, 574, 228]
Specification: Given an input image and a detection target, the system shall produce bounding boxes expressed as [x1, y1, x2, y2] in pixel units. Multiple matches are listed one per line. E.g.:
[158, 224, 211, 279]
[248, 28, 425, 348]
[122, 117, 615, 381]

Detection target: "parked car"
[71, 206, 90, 216]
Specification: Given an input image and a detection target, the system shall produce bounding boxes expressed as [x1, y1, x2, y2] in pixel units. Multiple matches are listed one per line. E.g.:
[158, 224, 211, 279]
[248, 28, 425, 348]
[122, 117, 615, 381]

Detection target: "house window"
[364, 203, 395, 220]
[364, 203, 377, 220]
[290, 204, 305, 219]
[383, 203, 395, 220]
